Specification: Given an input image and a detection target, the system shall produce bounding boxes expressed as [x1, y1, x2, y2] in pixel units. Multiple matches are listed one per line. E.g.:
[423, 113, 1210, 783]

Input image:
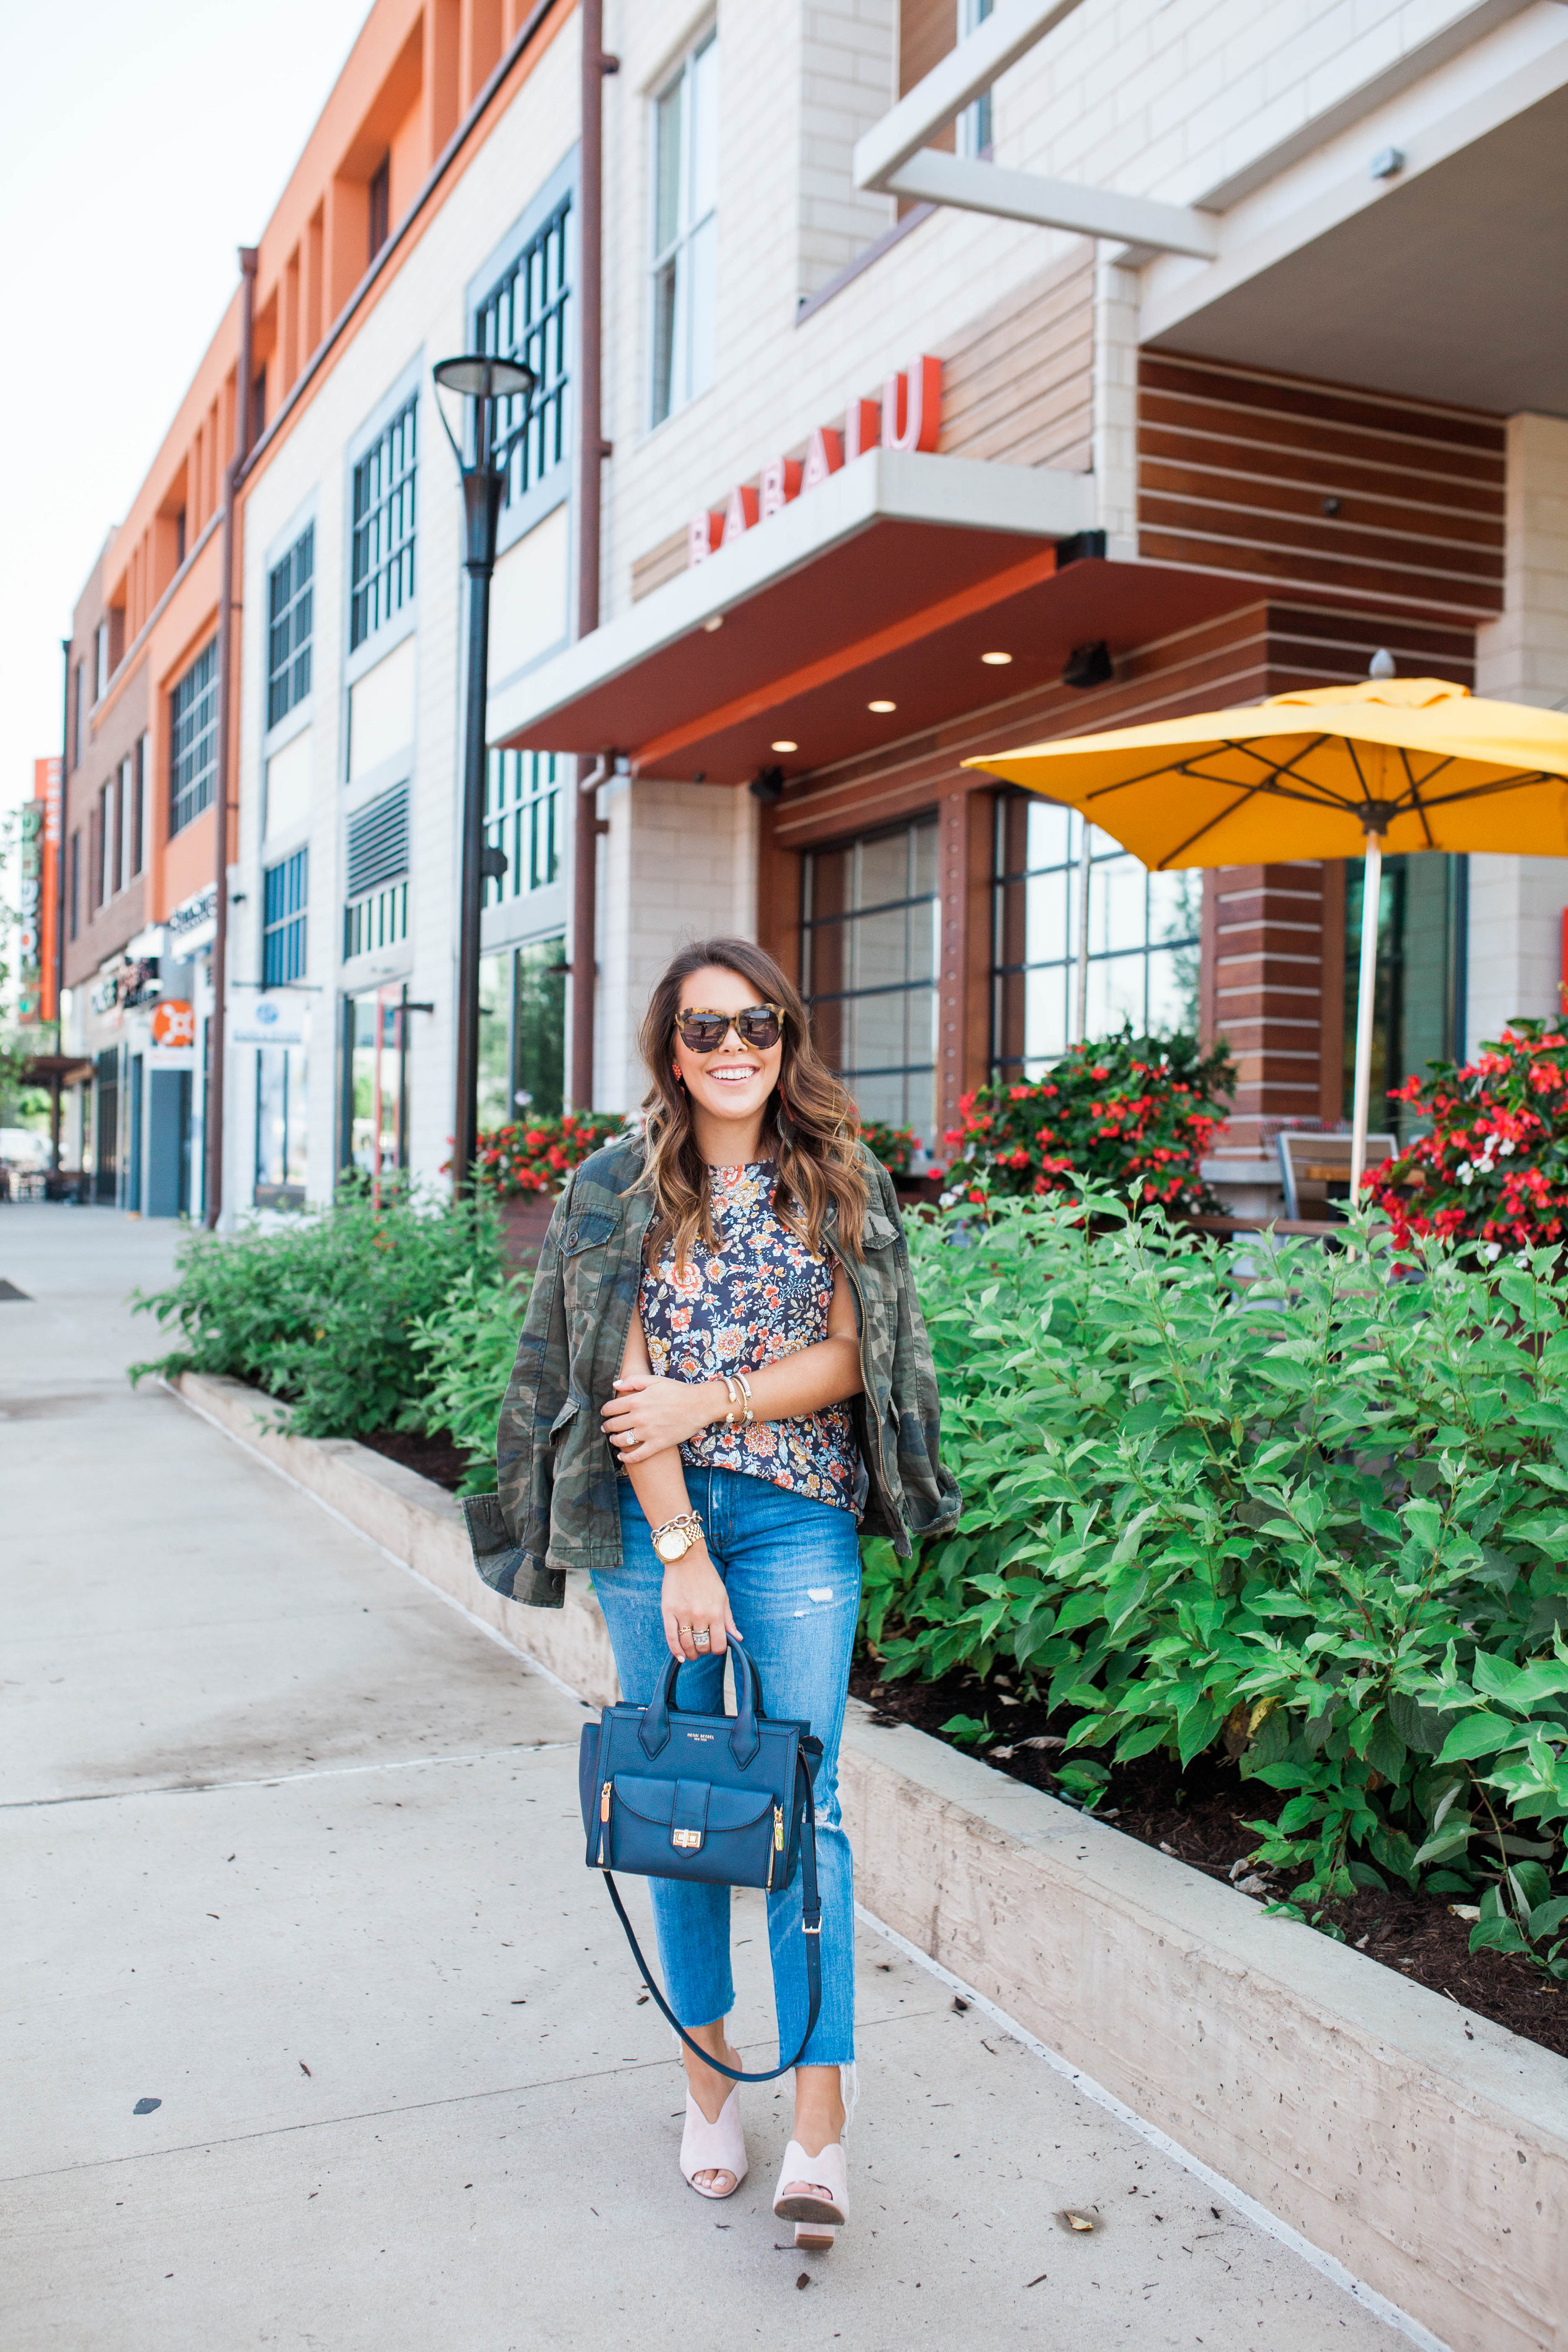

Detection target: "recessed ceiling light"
[981, 650, 1013, 666]
[702, 614, 724, 633]
[867, 699, 896, 713]
[771, 739, 798, 753]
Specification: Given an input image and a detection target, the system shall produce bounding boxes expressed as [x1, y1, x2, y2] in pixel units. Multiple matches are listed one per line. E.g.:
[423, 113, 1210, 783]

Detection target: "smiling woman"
[479, 933, 959, 2244]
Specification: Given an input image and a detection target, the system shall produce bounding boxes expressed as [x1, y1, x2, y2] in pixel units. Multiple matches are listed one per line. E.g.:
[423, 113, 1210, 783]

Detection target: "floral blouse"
[638, 1161, 860, 1512]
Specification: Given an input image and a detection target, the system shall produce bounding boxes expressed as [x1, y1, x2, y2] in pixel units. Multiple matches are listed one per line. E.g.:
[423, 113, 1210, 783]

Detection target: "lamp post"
[432, 352, 535, 1198]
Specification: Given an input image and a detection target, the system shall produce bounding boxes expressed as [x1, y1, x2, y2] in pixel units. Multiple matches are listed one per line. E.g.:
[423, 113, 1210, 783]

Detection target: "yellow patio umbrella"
[965, 676, 1568, 1196]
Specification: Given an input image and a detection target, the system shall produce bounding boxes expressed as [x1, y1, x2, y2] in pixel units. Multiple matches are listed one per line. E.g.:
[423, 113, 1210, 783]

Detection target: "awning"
[486, 452, 1108, 784]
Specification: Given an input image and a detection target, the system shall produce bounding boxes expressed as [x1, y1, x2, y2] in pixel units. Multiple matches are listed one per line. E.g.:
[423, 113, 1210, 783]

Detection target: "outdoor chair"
[1277, 1130, 1396, 1221]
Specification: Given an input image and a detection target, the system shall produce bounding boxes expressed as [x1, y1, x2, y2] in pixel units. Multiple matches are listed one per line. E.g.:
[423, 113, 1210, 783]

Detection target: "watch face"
[654, 1528, 687, 1562]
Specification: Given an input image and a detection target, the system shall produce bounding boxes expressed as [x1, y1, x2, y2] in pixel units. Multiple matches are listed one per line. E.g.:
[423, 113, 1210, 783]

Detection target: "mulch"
[356, 1425, 473, 1492]
[849, 1661, 1568, 2061]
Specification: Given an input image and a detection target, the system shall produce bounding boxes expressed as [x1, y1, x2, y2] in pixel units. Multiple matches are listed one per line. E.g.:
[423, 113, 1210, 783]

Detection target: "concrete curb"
[174, 1371, 1567, 2352]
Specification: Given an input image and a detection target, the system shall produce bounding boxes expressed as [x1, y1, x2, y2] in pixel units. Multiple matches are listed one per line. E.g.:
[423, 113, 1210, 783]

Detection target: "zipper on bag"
[766, 1802, 784, 1890]
[597, 1780, 612, 1867]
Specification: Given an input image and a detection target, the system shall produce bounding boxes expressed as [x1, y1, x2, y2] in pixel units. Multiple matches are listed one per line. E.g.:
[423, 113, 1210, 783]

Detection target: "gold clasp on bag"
[671, 1827, 703, 1850]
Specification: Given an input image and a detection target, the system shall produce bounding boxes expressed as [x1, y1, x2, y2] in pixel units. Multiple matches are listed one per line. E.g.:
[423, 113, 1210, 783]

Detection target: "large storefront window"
[342, 991, 407, 1182]
[992, 794, 1201, 1075]
[255, 1047, 307, 1208]
[484, 751, 561, 903]
[1344, 853, 1466, 1144]
[802, 817, 940, 1142]
[479, 936, 567, 1129]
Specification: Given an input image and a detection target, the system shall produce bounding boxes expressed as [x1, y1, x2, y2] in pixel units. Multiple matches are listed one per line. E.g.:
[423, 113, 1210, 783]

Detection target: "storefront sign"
[16, 759, 59, 1025]
[168, 887, 216, 944]
[151, 1000, 197, 1049]
[121, 957, 161, 1009]
[687, 356, 942, 567]
[230, 994, 309, 1047]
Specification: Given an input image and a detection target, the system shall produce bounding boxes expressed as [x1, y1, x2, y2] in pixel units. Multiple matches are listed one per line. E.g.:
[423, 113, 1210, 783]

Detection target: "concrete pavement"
[2, 1205, 1412, 2350]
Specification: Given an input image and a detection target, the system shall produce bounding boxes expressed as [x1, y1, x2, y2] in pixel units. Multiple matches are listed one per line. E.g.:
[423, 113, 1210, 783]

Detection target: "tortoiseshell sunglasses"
[673, 1003, 785, 1054]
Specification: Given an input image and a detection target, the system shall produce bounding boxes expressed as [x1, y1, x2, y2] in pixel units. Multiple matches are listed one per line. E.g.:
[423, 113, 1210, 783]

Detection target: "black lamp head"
[432, 354, 536, 403]
[748, 766, 785, 804]
[1062, 640, 1114, 691]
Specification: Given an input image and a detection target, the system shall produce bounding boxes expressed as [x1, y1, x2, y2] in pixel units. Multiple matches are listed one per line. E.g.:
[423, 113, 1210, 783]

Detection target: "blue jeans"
[593, 1468, 861, 2068]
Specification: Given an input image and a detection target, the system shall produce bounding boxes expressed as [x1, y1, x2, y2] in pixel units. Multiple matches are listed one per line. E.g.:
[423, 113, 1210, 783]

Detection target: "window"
[130, 736, 147, 877]
[250, 367, 266, 446]
[802, 816, 940, 1142]
[118, 755, 133, 888]
[991, 796, 1201, 1077]
[957, 0, 994, 156]
[343, 781, 409, 958]
[95, 620, 109, 701]
[96, 780, 112, 906]
[475, 195, 571, 514]
[367, 154, 390, 265]
[484, 750, 561, 904]
[267, 525, 314, 727]
[1343, 853, 1466, 1145]
[169, 640, 219, 836]
[479, 937, 567, 1128]
[343, 992, 407, 1175]
[651, 31, 718, 426]
[350, 396, 417, 651]
[175, 508, 186, 565]
[69, 829, 80, 940]
[73, 662, 85, 769]
[263, 847, 309, 985]
[255, 1045, 307, 1205]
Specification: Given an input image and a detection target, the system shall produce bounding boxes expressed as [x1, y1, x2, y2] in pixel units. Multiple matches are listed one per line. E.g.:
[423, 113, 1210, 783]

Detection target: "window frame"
[468, 148, 576, 562]
[345, 362, 421, 677]
[266, 522, 315, 734]
[648, 27, 718, 430]
[989, 791, 1203, 1078]
[168, 638, 219, 839]
[262, 845, 310, 987]
[800, 811, 942, 1146]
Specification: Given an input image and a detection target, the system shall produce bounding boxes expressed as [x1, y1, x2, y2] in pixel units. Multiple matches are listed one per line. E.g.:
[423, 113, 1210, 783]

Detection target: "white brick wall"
[594, 775, 760, 1113]
[1467, 413, 1568, 1053]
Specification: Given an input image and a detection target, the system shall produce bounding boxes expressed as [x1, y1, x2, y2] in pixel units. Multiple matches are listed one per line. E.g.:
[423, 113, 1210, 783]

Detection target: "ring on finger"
[693, 1628, 712, 1651]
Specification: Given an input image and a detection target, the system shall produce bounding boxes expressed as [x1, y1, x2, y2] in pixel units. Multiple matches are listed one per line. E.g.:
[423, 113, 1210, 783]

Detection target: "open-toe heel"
[680, 2084, 747, 2200]
[773, 2136, 847, 2240]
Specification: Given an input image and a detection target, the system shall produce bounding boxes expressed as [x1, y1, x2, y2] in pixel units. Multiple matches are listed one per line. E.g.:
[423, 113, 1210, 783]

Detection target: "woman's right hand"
[661, 1548, 741, 1661]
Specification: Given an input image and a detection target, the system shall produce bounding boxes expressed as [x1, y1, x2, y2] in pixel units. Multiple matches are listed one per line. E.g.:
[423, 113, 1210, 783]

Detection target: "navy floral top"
[638, 1161, 860, 1512]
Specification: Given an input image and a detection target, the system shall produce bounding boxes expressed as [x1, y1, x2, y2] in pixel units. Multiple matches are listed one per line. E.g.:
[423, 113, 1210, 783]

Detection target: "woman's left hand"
[601, 1374, 725, 1464]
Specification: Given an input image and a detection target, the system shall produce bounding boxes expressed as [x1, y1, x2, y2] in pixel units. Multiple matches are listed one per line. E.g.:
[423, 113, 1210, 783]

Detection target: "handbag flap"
[613, 1773, 773, 1833]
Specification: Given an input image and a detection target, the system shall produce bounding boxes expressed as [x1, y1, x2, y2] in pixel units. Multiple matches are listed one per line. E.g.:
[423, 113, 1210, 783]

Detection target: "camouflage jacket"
[465, 1131, 960, 1608]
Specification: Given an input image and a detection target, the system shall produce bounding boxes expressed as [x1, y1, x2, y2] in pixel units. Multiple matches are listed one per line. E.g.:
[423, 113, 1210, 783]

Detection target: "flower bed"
[472, 1109, 627, 1197]
[1367, 1017, 1568, 1256]
[860, 1192, 1568, 2004]
[938, 1031, 1233, 1212]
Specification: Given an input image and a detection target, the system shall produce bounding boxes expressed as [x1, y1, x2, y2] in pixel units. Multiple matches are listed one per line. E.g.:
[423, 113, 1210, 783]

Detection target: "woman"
[475, 937, 958, 2229]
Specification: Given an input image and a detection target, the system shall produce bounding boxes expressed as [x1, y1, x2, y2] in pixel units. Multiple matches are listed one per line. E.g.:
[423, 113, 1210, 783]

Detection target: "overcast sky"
[0, 0, 373, 836]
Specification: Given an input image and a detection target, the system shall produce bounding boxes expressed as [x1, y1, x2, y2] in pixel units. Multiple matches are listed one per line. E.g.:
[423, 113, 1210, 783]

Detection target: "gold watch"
[650, 1511, 704, 1564]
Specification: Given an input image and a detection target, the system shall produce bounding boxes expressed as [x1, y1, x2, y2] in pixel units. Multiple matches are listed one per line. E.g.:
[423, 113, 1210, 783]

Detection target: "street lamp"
[432, 351, 536, 1197]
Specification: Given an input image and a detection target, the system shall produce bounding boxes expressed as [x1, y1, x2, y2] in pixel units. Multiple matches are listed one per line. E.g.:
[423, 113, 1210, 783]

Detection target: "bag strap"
[600, 1749, 821, 2085]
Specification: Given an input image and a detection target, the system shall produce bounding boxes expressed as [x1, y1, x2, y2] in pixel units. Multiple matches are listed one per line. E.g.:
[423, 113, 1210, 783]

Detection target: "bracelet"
[734, 1369, 755, 1426]
[718, 1371, 742, 1427]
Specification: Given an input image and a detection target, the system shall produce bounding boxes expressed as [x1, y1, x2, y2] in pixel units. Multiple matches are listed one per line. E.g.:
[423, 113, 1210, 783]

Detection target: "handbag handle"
[638, 1638, 765, 1769]
[601, 1749, 822, 2084]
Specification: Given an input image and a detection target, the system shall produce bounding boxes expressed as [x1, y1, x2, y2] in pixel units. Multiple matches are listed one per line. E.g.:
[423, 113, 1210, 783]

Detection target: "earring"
[673, 1065, 684, 1088]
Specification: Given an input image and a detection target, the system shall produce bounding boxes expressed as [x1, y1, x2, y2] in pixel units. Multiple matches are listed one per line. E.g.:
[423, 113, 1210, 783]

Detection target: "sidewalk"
[2, 1207, 1409, 2351]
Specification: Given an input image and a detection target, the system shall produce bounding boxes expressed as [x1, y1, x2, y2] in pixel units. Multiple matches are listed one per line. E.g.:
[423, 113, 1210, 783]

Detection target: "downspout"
[570, 0, 614, 1111]
[205, 245, 258, 1229]
[53, 638, 71, 1173]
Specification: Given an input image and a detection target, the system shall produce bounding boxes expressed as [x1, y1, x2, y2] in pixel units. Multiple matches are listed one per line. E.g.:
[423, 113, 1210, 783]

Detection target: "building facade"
[56, 0, 1568, 1218]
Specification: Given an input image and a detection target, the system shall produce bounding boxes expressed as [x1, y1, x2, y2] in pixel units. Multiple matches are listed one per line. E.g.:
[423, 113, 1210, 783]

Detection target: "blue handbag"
[579, 1641, 824, 2083]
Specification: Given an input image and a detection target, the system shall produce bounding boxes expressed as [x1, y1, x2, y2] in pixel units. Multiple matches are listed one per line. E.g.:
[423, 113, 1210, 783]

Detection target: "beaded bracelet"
[734, 1369, 755, 1426]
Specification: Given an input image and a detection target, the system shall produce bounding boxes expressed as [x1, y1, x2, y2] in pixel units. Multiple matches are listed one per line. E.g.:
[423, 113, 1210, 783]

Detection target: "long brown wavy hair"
[635, 937, 868, 1271]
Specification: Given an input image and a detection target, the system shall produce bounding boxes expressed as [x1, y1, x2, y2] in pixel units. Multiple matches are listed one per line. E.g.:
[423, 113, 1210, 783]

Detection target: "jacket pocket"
[561, 1208, 617, 1255]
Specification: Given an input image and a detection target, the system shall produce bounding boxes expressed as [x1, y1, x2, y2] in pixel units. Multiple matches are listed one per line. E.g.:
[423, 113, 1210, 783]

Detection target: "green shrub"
[938, 1031, 1235, 1212]
[130, 1188, 507, 1439]
[410, 1265, 532, 1494]
[870, 1193, 1568, 1974]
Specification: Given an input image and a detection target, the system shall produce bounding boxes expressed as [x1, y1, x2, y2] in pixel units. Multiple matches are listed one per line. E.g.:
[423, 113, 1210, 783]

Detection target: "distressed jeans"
[593, 1466, 861, 2067]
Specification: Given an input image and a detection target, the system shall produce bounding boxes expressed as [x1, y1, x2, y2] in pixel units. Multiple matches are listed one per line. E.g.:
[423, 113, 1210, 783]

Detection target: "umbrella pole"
[1350, 831, 1384, 1200]
[1074, 821, 1092, 1043]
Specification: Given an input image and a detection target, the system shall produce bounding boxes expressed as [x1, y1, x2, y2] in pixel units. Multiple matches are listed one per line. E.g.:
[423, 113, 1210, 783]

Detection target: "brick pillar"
[1209, 861, 1335, 1161]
